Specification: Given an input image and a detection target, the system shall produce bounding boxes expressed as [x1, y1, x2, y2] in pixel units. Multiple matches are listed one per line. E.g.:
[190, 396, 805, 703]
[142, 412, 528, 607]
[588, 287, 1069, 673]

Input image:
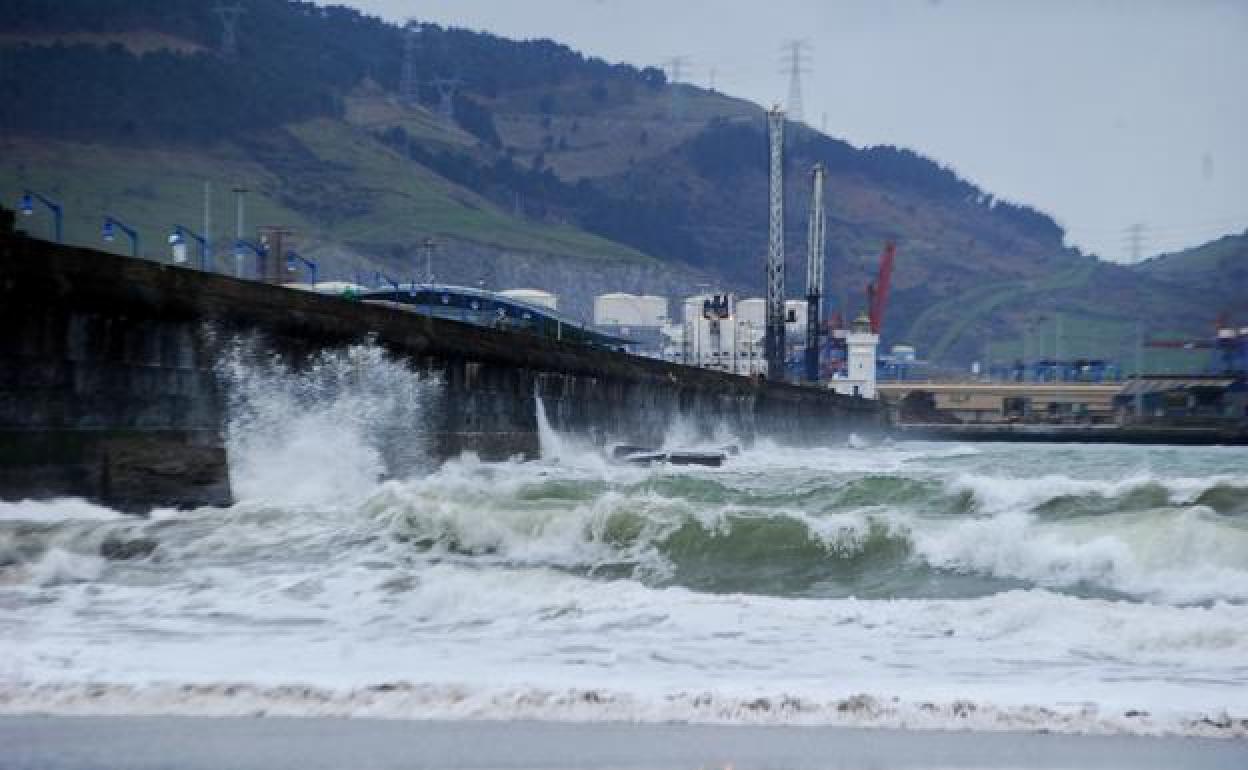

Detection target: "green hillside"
[2, 0, 1241, 366]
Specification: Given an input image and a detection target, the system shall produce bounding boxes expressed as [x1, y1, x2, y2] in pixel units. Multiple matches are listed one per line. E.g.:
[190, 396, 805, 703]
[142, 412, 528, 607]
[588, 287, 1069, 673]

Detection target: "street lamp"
[233, 239, 267, 279]
[420, 237, 436, 284]
[102, 215, 139, 258]
[284, 250, 319, 284]
[20, 190, 64, 243]
[169, 225, 209, 270]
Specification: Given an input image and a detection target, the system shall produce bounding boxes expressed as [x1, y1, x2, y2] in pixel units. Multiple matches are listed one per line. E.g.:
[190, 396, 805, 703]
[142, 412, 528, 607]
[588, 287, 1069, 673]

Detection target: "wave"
[217, 338, 440, 507]
[5, 455, 1247, 605]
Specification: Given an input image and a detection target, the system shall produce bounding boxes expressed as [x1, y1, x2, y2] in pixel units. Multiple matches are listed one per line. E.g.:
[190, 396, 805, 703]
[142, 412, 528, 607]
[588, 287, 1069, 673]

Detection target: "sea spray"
[534, 394, 565, 461]
[217, 338, 440, 506]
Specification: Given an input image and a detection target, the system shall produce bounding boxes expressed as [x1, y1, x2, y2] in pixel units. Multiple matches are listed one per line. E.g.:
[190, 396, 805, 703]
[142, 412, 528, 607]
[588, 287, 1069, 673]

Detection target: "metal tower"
[429, 78, 461, 121]
[399, 21, 422, 107]
[804, 162, 826, 383]
[765, 107, 787, 379]
[780, 40, 811, 124]
[213, 4, 245, 60]
[1124, 223, 1148, 263]
[662, 55, 690, 121]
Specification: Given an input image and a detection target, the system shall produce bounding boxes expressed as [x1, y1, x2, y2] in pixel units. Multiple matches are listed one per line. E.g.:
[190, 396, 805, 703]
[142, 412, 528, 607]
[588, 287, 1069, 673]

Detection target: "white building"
[736, 298, 766, 328]
[830, 314, 879, 399]
[784, 299, 808, 340]
[500, 288, 558, 310]
[673, 293, 766, 375]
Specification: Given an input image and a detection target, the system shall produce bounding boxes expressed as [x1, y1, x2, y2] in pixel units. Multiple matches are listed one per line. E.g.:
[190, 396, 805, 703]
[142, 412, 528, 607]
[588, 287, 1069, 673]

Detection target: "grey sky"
[346, 0, 1247, 263]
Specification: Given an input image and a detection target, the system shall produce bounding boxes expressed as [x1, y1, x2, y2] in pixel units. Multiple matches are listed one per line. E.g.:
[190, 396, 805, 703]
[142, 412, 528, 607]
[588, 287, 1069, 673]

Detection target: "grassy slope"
[1, 107, 655, 270]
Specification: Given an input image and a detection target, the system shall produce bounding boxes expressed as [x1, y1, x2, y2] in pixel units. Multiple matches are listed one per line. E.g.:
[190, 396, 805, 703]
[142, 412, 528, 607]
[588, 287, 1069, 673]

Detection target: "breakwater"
[0, 235, 881, 511]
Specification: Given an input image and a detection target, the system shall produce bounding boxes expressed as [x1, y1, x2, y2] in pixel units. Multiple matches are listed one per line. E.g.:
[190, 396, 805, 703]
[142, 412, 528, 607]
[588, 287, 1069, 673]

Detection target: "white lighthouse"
[832, 313, 879, 399]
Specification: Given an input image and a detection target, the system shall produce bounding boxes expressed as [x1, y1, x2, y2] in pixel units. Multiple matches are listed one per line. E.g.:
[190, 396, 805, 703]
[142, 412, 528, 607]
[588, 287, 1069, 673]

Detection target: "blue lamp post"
[169, 225, 210, 271]
[102, 215, 140, 258]
[233, 239, 268, 280]
[284, 250, 318, 284]
[19, 190, 64, 243]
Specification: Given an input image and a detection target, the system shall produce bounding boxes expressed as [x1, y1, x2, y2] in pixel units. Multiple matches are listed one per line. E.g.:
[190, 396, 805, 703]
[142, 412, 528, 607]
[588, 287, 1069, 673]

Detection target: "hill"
[1135, 230, 1248, 310]
[1, 0, 1240, 365]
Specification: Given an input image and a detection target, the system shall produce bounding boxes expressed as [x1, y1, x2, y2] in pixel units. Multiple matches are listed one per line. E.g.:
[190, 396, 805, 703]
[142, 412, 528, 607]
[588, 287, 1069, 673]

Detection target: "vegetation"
[3, 0, 1238, 364]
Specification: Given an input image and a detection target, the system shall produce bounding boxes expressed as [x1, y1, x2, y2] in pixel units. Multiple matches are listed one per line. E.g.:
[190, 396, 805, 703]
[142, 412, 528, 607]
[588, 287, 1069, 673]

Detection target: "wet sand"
[2, 716, 1244, 770]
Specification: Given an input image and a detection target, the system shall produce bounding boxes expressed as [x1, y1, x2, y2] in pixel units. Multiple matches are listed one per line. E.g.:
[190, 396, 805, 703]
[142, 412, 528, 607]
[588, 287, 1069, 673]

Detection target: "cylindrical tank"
[891, 344, 916, 362]
[595, 293, 644, 326]
[682, 294, 712, 323]
[637, 295, 669, 327]
[500, 288, 558, 310]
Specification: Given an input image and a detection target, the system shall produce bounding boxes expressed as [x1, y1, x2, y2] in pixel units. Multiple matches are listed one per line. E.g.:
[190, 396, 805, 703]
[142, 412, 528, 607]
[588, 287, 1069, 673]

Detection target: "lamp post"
[102, 215, 140, 258]
[233, 239, 267, 280]
[420, 237, 436, 284]
[284, 250, 319, 284]
[169, 225, 209, 270]
[20, 190, 64, 243]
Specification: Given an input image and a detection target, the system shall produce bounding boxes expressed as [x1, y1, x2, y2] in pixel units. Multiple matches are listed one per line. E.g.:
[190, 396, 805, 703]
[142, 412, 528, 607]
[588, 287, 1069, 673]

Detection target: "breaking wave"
[217, 338, 440, 506]
[3, 343, 1247, 736]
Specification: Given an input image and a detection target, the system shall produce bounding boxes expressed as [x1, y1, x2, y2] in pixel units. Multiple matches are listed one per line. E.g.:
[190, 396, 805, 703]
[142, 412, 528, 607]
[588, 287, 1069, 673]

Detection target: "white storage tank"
[637, 295, 669, 327]
[891, 344, 917, 362]
[500, 288, 558, 310]
[682, 294, 711, 323]
[595, 293, 645, 326]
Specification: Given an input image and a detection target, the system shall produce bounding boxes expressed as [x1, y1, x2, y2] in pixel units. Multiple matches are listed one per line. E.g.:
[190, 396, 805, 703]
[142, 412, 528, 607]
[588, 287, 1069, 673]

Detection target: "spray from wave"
[217, 338, 440, 507]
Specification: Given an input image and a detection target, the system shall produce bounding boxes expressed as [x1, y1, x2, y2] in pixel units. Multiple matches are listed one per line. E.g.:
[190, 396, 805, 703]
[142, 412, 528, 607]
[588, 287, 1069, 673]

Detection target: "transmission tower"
[399, 20, 422, 107]
[1123, 223, 1148, 263]
[662, 55, 690, 122]
[805, 162, 827, 383]
[765, 107, 787, 379]
[213, 4, 245, 60]
[429, 77, 461, 122]
[780, 39, 811, 124]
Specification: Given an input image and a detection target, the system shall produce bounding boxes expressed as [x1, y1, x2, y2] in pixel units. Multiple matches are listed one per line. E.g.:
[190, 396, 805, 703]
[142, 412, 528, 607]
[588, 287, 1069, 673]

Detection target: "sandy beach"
[2, 716, 1245, 770]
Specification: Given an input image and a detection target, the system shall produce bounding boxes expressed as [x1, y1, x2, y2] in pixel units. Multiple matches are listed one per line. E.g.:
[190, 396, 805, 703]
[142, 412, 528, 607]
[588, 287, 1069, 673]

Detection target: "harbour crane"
[866, 241, 896, 336]
[804, 162, 826, 383]
[1147, 314, 1247, 374]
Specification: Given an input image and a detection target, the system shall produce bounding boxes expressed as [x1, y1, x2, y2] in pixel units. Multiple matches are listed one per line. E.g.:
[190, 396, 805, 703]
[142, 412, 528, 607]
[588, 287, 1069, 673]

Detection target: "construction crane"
[764, 107, 787, 379]
[1147, 315, 1247, 374]
[804, 162, 826, 383]
[866, 241, 896, 336]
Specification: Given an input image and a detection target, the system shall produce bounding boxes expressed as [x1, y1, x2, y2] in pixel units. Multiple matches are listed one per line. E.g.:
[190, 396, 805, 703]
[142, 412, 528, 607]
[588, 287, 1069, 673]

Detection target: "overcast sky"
[345, 0, 1247, 263]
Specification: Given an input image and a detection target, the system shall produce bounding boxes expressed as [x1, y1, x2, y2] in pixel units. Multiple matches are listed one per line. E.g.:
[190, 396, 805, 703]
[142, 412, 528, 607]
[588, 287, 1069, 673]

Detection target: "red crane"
[866, 241, 896, 335]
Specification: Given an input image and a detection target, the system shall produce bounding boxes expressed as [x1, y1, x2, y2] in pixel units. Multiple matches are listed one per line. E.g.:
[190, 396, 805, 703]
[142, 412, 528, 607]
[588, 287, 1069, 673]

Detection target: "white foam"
[26, 547, 106, 586]
[1, 681, 1242, 738]
[900, 499, 1248, 604]
[219, 340, 438, 507]
[0, 498, 125, 522]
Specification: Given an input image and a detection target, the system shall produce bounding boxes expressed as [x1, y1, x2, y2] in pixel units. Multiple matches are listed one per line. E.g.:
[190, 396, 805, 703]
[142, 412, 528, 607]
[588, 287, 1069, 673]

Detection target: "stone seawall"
[1, 235, 882, 512]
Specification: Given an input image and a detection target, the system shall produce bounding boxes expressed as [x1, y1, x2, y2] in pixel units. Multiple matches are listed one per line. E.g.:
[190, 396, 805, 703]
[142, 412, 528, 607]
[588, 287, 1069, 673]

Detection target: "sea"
[1, 344, 1246, 737]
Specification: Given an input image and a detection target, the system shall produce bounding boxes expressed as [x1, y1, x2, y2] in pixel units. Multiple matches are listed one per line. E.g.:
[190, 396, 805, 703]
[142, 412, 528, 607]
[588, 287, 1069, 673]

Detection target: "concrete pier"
[0, 234, 882, 512]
